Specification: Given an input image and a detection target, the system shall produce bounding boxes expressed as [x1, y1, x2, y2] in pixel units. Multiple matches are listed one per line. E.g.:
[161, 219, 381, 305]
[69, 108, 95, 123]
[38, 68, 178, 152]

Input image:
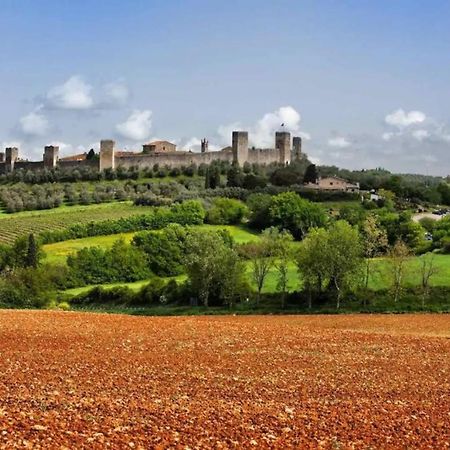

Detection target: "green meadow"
[43, 224, 261, 265]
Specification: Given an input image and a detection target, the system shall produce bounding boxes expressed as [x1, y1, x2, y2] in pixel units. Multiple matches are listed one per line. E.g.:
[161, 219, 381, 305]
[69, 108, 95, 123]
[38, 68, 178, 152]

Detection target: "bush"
[0, 268, 55, 308]
[132, 224, 187, 276]
[206, 197, 248, 225]
[67, 239, 151, 285]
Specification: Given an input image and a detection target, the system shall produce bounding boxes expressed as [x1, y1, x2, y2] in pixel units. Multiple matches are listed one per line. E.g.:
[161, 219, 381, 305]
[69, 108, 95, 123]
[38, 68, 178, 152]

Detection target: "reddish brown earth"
[0, 311, 448, 449]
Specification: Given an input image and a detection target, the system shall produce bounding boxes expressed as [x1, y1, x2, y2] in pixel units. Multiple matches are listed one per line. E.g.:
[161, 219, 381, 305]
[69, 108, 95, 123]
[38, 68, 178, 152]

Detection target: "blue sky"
[1, 0, 449, 174]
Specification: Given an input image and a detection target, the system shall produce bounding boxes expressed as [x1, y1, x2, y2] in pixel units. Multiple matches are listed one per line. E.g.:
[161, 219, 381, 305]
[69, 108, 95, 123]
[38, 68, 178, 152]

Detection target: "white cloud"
[298, 131, 312, 141]
[19, 108, 49, 136]
[116, 110, 152, 141]
[180, 136, 220, 152]
[328, 136, 351, 148]
[412, 129, 430, 141]
[216, 106, 307, 149]
[385, 108, 426, 128]
[217, 122, 241, 146]
[47, 76, 94, 110]
[252, 106, 301, 147]
[103, 80, 129, 105]
[382, 132, 395, 141]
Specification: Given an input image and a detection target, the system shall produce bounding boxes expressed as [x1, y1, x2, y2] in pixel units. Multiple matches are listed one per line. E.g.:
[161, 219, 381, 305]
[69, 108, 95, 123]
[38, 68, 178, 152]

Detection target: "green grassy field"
[0, 202, 154, 245]
[63, 255, 450, 297]
[43, 224, 261, 265]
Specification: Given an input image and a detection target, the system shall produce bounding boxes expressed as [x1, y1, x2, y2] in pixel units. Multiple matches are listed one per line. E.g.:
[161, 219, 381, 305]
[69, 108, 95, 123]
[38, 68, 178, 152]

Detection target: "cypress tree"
[25, 233, 38, 268]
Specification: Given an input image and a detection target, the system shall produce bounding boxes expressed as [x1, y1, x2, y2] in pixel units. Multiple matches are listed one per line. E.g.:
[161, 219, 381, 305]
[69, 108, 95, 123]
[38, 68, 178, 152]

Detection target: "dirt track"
[0, 311, 448, 449]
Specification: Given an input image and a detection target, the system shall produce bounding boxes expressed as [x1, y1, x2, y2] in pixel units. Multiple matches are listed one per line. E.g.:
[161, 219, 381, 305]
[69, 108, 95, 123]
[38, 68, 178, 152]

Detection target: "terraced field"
[0, 312, 448, 448]
[0, 202, 152, 245]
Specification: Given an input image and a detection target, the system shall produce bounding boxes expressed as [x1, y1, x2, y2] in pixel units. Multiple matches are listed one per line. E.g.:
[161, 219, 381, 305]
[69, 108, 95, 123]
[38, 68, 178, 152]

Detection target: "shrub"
[206, 197, 248, 225]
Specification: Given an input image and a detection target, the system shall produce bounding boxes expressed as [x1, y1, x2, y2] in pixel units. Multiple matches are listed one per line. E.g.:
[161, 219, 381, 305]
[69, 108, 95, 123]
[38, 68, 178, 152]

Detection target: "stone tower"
[275, 131, 291, 165]
[201, 138, 209, 153]
[5, 147, 19, 173]
[100, 140, 115, 171]
[43, 145, 59, 169]
[0, 152, 4, 163]
[232, 131, 248, 166]
[292, 136, 302, 160]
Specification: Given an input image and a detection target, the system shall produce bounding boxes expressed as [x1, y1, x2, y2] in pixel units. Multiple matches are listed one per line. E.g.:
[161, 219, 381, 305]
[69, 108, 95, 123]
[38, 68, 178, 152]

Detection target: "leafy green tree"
[184, 231, 244, 307]
[327, 221, 364, 309]
[338, 203, 367, 226]
[238, 230, 277, 305]
[387, 240, 411, 303]
[246, 193, 272, 229]
[267, 228, 294, 308]
[297, 227, 330, 308]
[25, 234, 39, 268]
[107, 238, 150, 282]
[269, 192, 327, 239]
[207, 197, 248, 225]
[419, 253, 439, 307]
[226, 164, 244, 188]
[361, 215, 388, 293]
[170, 200, 206, 225]
[205, 165, 221, 189]
[303, 164, 318, 184]
[133, 224, 187, 276]
[297, 221, 363, 309]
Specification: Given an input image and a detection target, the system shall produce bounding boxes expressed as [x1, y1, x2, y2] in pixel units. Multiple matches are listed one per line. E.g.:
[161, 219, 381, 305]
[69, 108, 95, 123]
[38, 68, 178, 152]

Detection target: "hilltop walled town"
[0, 131, 302, 174]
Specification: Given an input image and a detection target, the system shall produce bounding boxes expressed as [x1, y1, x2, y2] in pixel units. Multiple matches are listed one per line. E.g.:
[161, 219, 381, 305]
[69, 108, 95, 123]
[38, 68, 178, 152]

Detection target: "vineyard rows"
[0, 203, 150, 245]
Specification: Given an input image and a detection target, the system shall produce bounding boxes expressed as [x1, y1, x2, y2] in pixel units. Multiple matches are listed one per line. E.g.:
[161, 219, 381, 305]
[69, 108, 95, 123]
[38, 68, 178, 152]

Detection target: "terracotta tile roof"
[59, 153, 87, 161]
[146, 140, 176, 146]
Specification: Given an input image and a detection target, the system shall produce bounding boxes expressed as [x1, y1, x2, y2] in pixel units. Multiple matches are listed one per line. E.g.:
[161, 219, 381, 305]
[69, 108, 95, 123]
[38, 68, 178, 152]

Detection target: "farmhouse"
[305, 176, 360, 193]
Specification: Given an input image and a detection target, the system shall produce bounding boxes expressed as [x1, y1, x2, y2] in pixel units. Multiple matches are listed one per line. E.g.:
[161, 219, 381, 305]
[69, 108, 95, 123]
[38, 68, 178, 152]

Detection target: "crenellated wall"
[115, 148, 234, 169]
[0, 130, 301, 174]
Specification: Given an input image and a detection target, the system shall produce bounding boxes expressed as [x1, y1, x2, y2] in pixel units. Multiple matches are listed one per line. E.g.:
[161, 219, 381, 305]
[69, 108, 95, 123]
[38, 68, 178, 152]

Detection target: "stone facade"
[232, 131, 249, 166]
[43, 146, 59, 169]
[0, 130, 304, 173]
[293, 136, 302, 160]
[142, 140, 176, 154]
[305, 176, 360, 193]
[99, 140, 115, 171]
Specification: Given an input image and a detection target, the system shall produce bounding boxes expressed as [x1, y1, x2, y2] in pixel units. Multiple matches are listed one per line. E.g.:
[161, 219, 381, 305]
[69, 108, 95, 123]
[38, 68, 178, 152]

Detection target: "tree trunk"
[307, 288, 312, 310]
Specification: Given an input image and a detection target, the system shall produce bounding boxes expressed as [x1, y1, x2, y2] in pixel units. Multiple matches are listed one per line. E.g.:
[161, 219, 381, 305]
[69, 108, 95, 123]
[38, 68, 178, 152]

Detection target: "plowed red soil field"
[0, 312, 448, 449]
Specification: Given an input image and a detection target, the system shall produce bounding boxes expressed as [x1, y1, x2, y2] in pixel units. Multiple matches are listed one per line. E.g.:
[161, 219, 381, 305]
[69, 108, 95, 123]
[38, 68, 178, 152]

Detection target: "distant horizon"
[1, 0, 449, 175]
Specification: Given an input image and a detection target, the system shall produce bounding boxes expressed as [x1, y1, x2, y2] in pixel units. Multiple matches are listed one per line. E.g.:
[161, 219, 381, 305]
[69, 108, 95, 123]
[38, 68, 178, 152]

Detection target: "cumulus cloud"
[382, 132, 395, 141]
[412, 129, 430, 141]
[217, 122, 242, 146]
[298, 131, 312, 141]
[385, 109, 426, 128]
[252, 106, 301, 147]
[19, 108, 49, 136]
[116, 110, 152, 141]
[103, 80, 129, 105]
[47, 76, 94, 110]
[328, 136, 351, 148]
[216, 106, 308, 148]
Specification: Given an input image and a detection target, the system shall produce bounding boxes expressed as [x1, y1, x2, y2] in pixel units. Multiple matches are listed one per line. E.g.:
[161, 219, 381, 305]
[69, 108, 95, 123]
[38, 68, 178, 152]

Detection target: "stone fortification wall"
[14, 161, 45, 171]
[58, 159, 99, 170]
[115, 149, 233, 169]
[0, 130, 300, 174]
[247, 148, 281, 165]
